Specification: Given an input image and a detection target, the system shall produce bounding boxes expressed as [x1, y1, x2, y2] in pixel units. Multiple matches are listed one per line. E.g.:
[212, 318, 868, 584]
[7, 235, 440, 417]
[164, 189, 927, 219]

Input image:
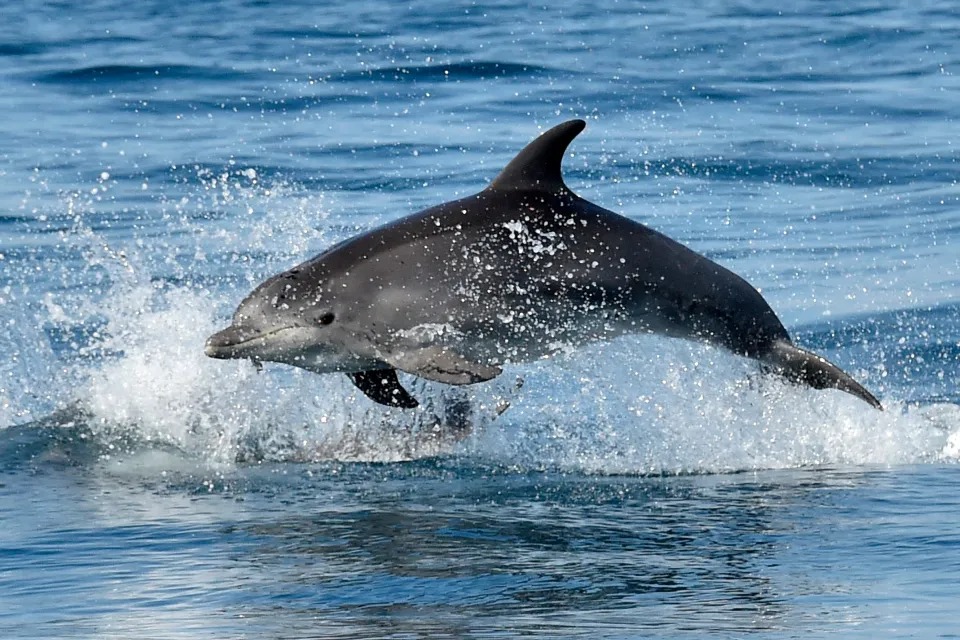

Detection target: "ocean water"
[1, 0, 959, 637]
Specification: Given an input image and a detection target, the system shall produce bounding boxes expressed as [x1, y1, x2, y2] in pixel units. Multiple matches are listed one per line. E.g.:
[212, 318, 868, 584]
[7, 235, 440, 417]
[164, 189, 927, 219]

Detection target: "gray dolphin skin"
[205, 119, 882, 411]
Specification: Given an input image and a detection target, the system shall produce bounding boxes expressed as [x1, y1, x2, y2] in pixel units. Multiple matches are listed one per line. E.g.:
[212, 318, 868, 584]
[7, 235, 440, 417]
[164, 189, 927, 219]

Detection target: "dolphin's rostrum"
[205, 120, 882, 411]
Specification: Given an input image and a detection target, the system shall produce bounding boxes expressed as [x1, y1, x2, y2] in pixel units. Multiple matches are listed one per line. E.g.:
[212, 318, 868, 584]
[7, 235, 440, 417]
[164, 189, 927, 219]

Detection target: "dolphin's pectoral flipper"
[761, 340, 883, 410]
[347, 369, 419, 408]
[385, 347, 502, 385]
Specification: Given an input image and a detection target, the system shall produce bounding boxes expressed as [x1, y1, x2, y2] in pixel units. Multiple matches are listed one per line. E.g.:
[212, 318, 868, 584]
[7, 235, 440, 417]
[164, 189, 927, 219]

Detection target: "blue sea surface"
[1, 1, 959, 638]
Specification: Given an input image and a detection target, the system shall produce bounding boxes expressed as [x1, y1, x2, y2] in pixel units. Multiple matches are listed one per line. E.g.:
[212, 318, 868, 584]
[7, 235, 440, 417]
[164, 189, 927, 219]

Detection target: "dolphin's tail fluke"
[761, 340, 883, 410]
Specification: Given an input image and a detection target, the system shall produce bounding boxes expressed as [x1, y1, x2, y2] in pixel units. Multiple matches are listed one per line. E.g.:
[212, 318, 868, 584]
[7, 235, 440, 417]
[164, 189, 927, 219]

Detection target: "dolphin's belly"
[433, 285, 634, 365]
[289, 346, 386, 375]
[457, 293, 721, 364]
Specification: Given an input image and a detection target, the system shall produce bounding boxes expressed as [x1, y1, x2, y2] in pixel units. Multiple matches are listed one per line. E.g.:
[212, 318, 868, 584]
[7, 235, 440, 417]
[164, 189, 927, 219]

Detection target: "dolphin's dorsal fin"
[488, 119, 586, 192]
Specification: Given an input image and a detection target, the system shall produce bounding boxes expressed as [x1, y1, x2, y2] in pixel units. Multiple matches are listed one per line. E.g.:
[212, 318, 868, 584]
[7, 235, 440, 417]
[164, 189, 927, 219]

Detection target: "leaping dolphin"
[205, 119, 882, 411]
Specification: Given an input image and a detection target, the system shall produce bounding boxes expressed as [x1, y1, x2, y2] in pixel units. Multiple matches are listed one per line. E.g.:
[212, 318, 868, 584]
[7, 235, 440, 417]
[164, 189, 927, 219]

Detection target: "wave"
[615, 154, 954, 189]
[35, 64, 250, 86]
[335, 61, 562, 83]
[0, 42, 47, 56]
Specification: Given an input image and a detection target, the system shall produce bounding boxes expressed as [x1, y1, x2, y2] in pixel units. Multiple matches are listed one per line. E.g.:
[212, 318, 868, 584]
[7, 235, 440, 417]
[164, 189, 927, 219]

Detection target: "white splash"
[466, 337, 960, 474]
[72, 277, 500, 464]
[397, 322, 462, 343]
[502, 219, 567, 259]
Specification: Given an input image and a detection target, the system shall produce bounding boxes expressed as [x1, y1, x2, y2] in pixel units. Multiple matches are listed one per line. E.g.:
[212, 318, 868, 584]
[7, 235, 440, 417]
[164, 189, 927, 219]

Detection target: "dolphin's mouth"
[204, 325, 291, 360]
[204, 324, 371, 374]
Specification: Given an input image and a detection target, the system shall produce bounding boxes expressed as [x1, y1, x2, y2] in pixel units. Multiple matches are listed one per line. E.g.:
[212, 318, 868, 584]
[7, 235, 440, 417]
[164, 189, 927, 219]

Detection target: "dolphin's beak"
[204, 325, 259, 359]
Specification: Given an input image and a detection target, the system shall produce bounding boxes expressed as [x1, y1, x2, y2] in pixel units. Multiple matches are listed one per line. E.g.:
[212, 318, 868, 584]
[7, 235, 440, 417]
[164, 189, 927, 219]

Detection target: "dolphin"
[205, 119, 882, 411]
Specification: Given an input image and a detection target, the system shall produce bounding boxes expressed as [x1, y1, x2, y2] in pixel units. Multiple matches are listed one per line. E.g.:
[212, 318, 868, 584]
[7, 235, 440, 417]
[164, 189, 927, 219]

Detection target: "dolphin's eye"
[318, 312, 335, 326]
